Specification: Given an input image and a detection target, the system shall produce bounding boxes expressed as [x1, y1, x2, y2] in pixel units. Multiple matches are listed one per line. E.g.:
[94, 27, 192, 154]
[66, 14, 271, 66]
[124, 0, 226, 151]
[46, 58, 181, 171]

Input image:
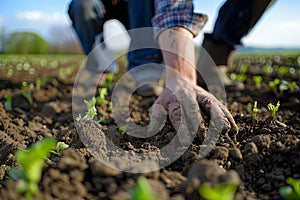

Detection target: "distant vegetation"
[237, 47, 300, 54]
[6, 32, 48, 54]
[0, 26, 82, 54]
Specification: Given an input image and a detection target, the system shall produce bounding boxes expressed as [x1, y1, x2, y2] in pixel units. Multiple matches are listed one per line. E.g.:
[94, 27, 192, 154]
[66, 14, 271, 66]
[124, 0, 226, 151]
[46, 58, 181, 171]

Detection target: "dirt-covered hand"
[148, 75, 239, 145]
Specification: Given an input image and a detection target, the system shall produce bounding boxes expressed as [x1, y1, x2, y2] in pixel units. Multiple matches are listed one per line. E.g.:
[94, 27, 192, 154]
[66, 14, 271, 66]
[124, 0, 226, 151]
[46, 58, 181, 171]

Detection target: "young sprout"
[83, 97, 97, 120]
[252, 75, 263, 89]
[246, 102, 252, 114]
[104, 72, 114, 90]
[7, 68, 14, 78]
[262, 65, 273, 75]
[268, 78, 280, 89]
[230, 73, 247, 83]
[76, 97, 98, 121]
[278, 66, 290, 76]
[96, 87, 108, 103]
[21, 81, 33, 105]
[50, 141, 69, 156]
[35, 77, 42, 90]
[279, 177, 300, 200]
[287, 81, 298, 93]
[267, 101, 280, 119]
[198, 182, 239, 200]
[98, 117, 107, 124]
[75, 114, 82, 121]
[118, 125, 127, 135]
[107, 103, 113, 112]
[129, 176, 156, 200]
[4, 93, 12, 111]
[252, 101, 258, 125]
[8, 138, 57, 199]
[239, 64, 248, 74]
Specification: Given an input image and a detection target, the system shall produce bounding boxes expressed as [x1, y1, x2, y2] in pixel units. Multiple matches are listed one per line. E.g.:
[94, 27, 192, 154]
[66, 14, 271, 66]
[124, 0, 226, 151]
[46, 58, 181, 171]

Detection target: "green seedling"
[287, 81, 298, 93]
[252, 101, 258, 125]
[107, 103, 113, 112]
[76, 97, 98, 121]
[247, 101, 258, 125]
[98, 117, 107, 124]
[35, 77, 43, 90]
[7, 68, 14, 78]
[198, 182, 239, 200]
[239, 64, 248, 74]
[129, 176, 156, 200]
[4, 93, 12, 111]
[75, 114, 82, 121]
[59, 65, 75, 79]
[230, 73, 247, 83]
[267, 101, 280, 119]
[50, 141, 69, 156]
[118, 125, 127, 135]
[268, 78, 280, 89]
[77, 97, 98, 121]
[246, 102, 252, 114]
[96, 87, 108, 103]
[252, 75, 263, 89]
[262, 65, 273, 75]
[8, 138, 57, 199]
[279, 177, 300, 200]
[104, 72, 114, 90]
[278, 66, 290, 76]
[21, 81, 33, 105]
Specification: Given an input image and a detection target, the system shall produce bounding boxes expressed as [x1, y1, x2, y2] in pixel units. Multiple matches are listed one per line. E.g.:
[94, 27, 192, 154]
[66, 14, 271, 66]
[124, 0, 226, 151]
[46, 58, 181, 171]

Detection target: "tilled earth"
[0, 53, 299, 200]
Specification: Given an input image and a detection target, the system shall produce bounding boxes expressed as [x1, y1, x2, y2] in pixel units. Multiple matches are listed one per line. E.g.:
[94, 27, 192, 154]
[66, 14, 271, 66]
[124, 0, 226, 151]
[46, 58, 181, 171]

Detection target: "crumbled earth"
[0, 53, 299, 199]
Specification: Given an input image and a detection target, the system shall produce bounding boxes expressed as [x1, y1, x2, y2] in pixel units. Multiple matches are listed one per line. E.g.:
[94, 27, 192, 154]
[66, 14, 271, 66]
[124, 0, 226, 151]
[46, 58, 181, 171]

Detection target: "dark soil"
[0, 53, 299, 200]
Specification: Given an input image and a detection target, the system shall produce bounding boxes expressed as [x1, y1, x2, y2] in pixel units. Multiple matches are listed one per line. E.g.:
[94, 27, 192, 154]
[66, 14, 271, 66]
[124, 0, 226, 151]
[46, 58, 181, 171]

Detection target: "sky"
[0, 0, 300, 48]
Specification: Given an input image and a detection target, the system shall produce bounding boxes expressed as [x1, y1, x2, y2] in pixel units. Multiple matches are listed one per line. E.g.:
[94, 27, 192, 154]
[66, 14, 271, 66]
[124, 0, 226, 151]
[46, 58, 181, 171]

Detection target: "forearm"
[158, 27, 197, 85]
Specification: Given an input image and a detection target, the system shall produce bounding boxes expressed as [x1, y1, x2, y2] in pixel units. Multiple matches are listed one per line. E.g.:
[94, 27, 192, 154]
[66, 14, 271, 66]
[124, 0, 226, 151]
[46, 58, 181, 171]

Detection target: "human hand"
[148, 74, 238, 146]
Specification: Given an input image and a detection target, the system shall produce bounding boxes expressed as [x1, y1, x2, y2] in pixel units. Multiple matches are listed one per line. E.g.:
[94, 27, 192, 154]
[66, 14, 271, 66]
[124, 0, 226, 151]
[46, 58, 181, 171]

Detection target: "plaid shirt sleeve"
[152, 0, 207, 37]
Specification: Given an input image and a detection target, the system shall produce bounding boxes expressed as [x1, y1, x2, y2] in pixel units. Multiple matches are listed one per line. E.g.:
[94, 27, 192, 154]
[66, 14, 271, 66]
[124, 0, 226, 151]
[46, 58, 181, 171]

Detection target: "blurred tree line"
[0, 26, 83, 54]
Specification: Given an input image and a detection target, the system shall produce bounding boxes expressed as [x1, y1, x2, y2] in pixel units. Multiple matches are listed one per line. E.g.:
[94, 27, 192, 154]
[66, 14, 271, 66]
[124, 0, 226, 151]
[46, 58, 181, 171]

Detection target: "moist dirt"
[0, 53, 299, 199]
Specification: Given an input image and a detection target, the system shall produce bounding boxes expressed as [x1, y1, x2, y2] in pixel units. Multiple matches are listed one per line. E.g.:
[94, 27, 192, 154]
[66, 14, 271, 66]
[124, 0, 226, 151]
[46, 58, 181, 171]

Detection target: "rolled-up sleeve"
[152, 0, 207, 37]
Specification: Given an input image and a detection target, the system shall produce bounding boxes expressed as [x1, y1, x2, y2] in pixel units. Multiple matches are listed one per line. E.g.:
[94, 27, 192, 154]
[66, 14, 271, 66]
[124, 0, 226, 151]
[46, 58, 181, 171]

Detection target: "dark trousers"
[210, 0, 275, 47]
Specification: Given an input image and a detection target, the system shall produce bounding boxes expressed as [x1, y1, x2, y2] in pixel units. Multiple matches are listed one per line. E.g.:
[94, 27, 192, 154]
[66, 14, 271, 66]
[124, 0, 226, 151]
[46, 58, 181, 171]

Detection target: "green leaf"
[198, 182, 238, 200]
[16, 138, 56, 183]
[56, 142, 69, 152]
[279, 177, 300, 200]
[97, 87, 108, 103]
[129, 176, 156, 200]
[83, 97, 97, 120]
[98, 117, 107, 124]
[118, 125, 127, 135]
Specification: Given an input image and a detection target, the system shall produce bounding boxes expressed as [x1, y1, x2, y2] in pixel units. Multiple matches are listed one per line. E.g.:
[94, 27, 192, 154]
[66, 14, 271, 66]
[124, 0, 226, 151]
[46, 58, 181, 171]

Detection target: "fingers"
[149, 84, 239, 146]
[196, 90, 238, 137]
[147, 93, 168, 136]
[168, 87, 205, 146]
[219, 102, 239, 138]
[148, 103, 167, 136]
[168, 99, 181, 130]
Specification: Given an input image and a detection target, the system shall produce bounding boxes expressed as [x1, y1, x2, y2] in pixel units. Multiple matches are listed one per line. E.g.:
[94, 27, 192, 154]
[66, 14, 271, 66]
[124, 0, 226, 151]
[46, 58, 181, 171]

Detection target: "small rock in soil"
[229, 147, 243, 161]
[58, 148, 88, 171]
[89, 157, 119, 176]
[211, 146, 229, 162]
[243, 142, 258, 155]
[252, 135, 271, 152]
